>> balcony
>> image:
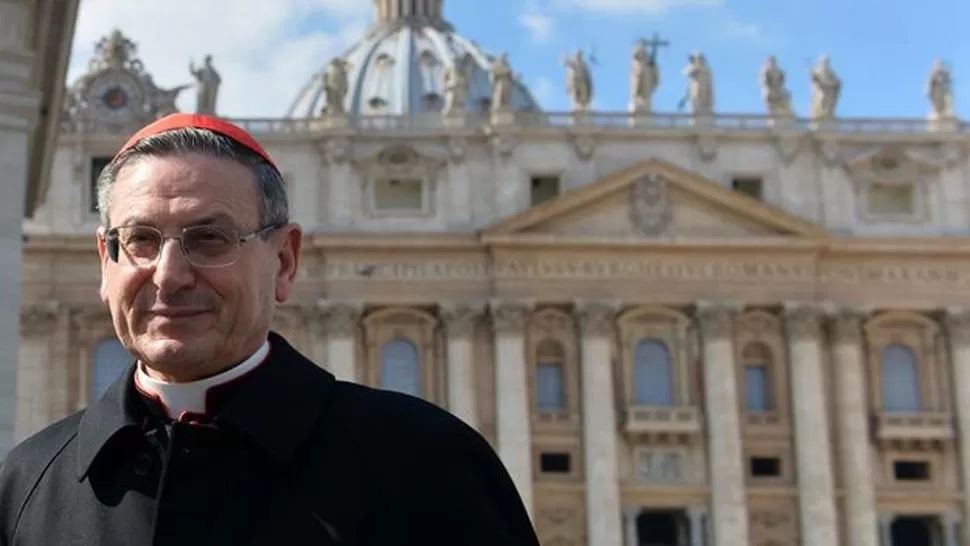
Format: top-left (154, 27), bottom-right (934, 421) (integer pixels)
top-left (623, 405), bottom-right (703, 443)
top-left (872, 411), bottom-right (954, 449)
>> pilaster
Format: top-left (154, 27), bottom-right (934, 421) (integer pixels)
top-left (945, 308), bottom-right (970, 546)
top-left (317, 300), bottom-right (363, 382)
top-left (490, 299), bottom-right (534, 518)
top-left (783, 301), bottom-right (840, 546)
top-left (575, 299), bottom-right (622, 546)
top-left (440, 301), bottom-right (484, 429)
top-left (695, 300), bottom-right (748, 546)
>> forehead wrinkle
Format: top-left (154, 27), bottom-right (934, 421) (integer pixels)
top-left (109, 155), bottom-right (260, 228)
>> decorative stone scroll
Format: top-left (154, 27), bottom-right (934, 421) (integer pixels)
top-left (315, 300), bottom-right (363, 337)
top-left (945, 307), bottom-right (970, 345)
top-left (439, 301), bottom-right (485, 338)
top-left (490, 299), bottom-right (534, 334)
top-left (783, 301), bottom-right (829, 341)
top-left (695, 300), bottom-right (741, 339)
top-left (20, 300), bottom-right (61, 337)
top-left (574, 299), bottom-right (617, 336)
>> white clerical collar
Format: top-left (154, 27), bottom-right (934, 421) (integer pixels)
top-left (134, 340), bottom-right (270, 421)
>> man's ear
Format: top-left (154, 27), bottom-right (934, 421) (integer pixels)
top-left (274, 223), bottom-right (303, 304)
top-left (96, 227), bottom-right (111, 306)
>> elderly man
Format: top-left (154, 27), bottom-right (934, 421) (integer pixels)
top-left (0, 114), bottom-right (539, 546)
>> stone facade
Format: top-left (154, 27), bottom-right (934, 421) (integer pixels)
top-left (13, 12), bottom-right (970, 546)
top-left (0, 0), bottom-right (80, 458)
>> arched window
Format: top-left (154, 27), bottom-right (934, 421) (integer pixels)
top-left (881, 343), bottom-right (920, 412)
top-left (633, 338), bottom-right (673, 406)
top-left (742, 343), bottom-right (773, 412)
top-left (92, 338), bottom-right (131, 399)
top-left (380, 338), bottom-right (421, 397)
top-left (535, 340), bottom-right (566, 412)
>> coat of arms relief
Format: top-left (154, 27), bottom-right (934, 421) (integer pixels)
top-left (630, 173), bottom-right (672, 235)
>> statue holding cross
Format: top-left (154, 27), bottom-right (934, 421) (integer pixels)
top-left (631, 33), bottom-right (669, 114)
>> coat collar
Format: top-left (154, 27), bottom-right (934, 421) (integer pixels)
top-left (76, 332), bottom-right (335, 480)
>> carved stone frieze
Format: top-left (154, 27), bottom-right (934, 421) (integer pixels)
top-left (20, 300), bottom-right (61, 337)
top-left (574, 299), bottom-right (617, 336)
top-left (439, 301), bottom-right (484, 338)
top-left (783, 301), bottom-right (829, 341)
top-left (695, 300), bottom-right (741, 339)
top-left (490, 299), bottom-right (534, 334)
top-left (945, 307), bottom-right (970, 345)
top-left (316, 300), bottom-right (363, 336)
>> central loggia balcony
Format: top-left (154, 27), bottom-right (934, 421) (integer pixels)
top-left (623, 405), bottom-right (703, 443)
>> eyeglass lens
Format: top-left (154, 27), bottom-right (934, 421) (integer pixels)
top-left (113, 225), bottom-right (241, 267)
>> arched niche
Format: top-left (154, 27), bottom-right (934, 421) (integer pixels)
top-left (526, 308), bottom-right (579, 430)
top-left (616, 306), bottom-right (694, 408)
top-left (864, 311), bottom-right (944, 413)
top-left (362, 307), bottom-right (440, 403)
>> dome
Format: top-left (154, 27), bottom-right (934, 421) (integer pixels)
top-left (286, 0), bottom-right (541, 119)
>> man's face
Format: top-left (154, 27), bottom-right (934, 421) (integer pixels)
top-left (97, 153), bottom-right (302, 382)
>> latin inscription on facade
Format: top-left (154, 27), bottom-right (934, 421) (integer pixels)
top-left (321, 258), bottom-right (970, 288)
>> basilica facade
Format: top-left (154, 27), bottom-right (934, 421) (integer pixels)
top-left (13, 2), bottom-right (970, 546)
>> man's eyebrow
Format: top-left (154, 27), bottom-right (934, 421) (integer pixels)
top-left (113, 212), bottom-right (238, 228)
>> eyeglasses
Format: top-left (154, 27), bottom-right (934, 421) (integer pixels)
top-left (104, 224), bottom-right (280, 268)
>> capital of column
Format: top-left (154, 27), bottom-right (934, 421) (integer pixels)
top-left (695, 300), bottom-right (742, 339)
top-left (490, 299), bottom-right (534, 335)
top-left (440, 301), bottom-right (485, 338)
top-left (944, 307), bottom-right (970, 345)
top-left (783, 301), bottom-right (830, 341)
top-left (20, 300), bottom-right (61, 337)
top-left (315, 299), bottom-right (364, 337)
top-left (829, 306), bottom-right (871, 345)
top-left (271, 305), bottom-right (309, 331)
top-left (574, 299), bottom-right (619, 336)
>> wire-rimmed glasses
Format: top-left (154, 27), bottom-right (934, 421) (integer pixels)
top-left (104, 224), bottom-right (280, 268)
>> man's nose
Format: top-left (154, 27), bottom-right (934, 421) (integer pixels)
top-left (152, 238), bottom-right (195, 291)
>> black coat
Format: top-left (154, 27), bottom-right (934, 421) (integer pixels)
top-left (0, 332), bottom-right (539, 546)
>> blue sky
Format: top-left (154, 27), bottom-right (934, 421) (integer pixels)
top-left (68, 0), bottom-right (969, 119)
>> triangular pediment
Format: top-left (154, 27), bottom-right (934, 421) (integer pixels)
top-left (483, 158), bottom-right (828, 240)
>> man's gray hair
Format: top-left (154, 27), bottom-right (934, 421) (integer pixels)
top-left (95, 127), bottom-right (289, 228)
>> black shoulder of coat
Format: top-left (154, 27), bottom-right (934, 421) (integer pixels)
top-left (0, 412), bottom-right (83, 532)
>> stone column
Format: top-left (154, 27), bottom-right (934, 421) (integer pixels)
top-left (946, 308), bottom-right (970, 545)
top-left (0, 0), bottom-right (40, 458)
top-left (14, 301), bottom-right (60, 442)
top-left (784, 302), bottom-right (840, 546)
top-left (623, 508), bottom-right (640, 546)
top-left (318, 300), bottom-right (363, 382)
top-left (943, 512), bottom-right (959, 546)
top-left (877, 513), bottom-right (893, 546)
top-left (490, 299), bottom-right (534, 517)
top-left (687, 506), bottom-right (708, 546)
top-left (440, 301), bottom-right (484, 429)
top-left (696, 301), bottom-right (748, 546)
top-left (575, 300), bottom-right (622, 546)
top-left (831, 308), bottom-right (879, 546)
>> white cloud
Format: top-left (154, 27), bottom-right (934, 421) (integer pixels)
top-left (559, 0), bottom-right (720, 15)
top-left (67, 0), bottom-right (371, 118)
top-left (518, 9), bottom-right (555, 44)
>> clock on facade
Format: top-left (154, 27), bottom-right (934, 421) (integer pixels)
top-left (85, 71), bottom-right (145, 123)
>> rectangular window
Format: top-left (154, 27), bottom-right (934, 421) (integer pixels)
top-left (893, 460), bottom-right (931, 481)
top-left (867, 183), bottom-right (915, 216)
top-left (750, 456), bottom-right (782, 478)
top-left (743, 365), bottom-right (770, 412)
top-left (539, 452), bottom-right (571, 474)
top-left (530, 175), bottom-right (561, 207)
top-left (536, 361), bottom-right (565, 411)
top-left (731, 177), bottom-right (763, 200)
top-left (372, 178), bottom-right (424, 212)
top-left (89, 157), bottom-right (112, 214)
